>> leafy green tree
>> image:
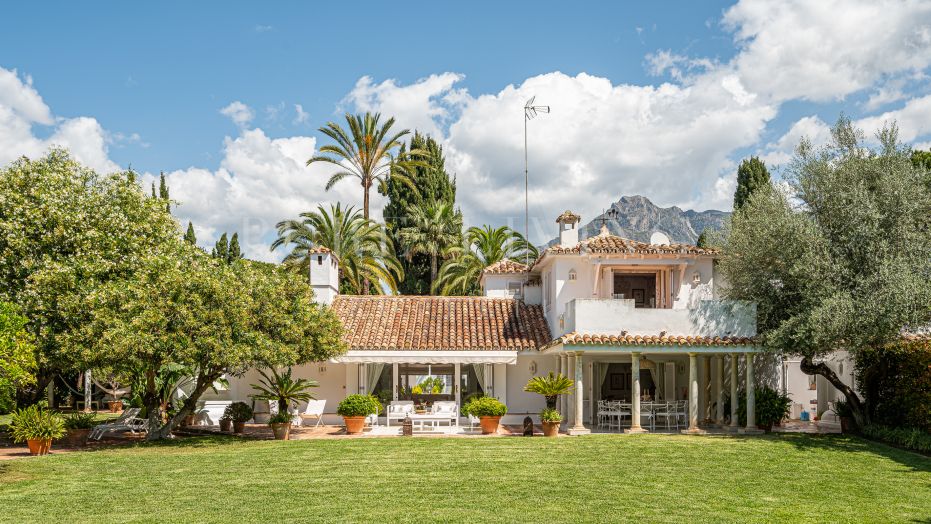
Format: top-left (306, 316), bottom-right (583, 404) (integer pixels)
top-left (434, 225), bottom-right (536, 295)
top-left (0, 150), bottom-right (179, 405)
top-left (398, 201), bottom-right (462, 288)
top-left (383, 132), bottom-right (462, 294)
top-left (184, 222), bottom-right (197, 245)
top-left (718, 118), bottom-right (931, 425)
top-left (696, 230), bottom-right (710, 248)
top-left (272, 203), bottom-right (403, 294)
top-left (70, 243), bottom-right (346, 439)
top-left (0, 303), bottom-right (36, 412)
top-left (158, 172), bottom-right (170, 213)
top-left (213, 233), bottom-right (229, 261)
top-left (733, 156), bottom-right (771, 211)
top-left (228, 232), bottom-right (242, 262)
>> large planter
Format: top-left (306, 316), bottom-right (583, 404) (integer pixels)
top-left (479, 416), bottom-right (501, 435)
top-left (270, 422), bottom-right (291, 440)
top-left (219, 419), bottom-right (233, 432)
top-left (233, 421), bottom-right (246, 434)
top-left (541, 421), bottom-right (560, 437)
top-left (61, 428), bottom-right (91, 447)
top-left (107, 401), bottom-right (123, 413)
top-left (343, 416), bottom-right (366, 435)
top-left (27, 438), bottom-right (53, 456)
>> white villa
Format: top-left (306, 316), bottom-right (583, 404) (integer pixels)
top-left (211, 210), bottom-right (777, 434)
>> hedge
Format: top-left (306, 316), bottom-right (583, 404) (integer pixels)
top-left (861, 424), bottom-right (931, 455)
top-left (855, 339), bottom-right (931, 432)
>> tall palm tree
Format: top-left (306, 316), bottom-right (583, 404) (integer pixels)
top-left (398, 201), bottom-right (462, 287)
top-left (271, 203), bottom-right (403, 294)
top-left (433, 225), bottom-right (537, 295)
top-left (307, 112), bottom-right (422, 221)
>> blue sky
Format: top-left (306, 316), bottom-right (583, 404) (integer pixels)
top-left (2, 1), bottom-right (931, 257)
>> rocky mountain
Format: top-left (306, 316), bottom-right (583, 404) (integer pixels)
top-left (549, 195), bottom-right (730, 246)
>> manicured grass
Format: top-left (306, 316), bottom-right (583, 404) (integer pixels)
top-left (0, 433), bottom-right (929, 523)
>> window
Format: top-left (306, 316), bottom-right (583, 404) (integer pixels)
top-left (507, 281), bottom-right (523, 299)
top-left (544, 271), bottom-right (553, 310)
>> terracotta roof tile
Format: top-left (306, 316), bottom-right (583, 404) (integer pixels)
top-left (482, 259), bottom-right (529, 275)
top-left (556, 210), bottom-right (581, 223)
top-left (331, 296), bottom-right (551, 351)
top-left (547, 332), bottom-right (755, 349)
top-left (534, 233), bottom-right (715, 269)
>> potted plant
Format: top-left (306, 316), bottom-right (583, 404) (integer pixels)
top-left (754, 387), bottom-right (792, 432)
top-left (540, 408), bottom-right (562, 437)
top-left (250, 367), bottom-right (318, 426)
top-left (219, 415), bottom-right (233, 432)
top-left (337, 394), bottom-right (380, 435)
top-left (268, 411), bottom-right (293, 440)
top-left (464, 396), bottom-right (507, 435)
top-left (524, 372), bottom-right (574, 410)
top-left (833, 398), bottom-right (855, 433)
top-left (10, 405), bottom-right (66, 456)
top-left (225, 402), bottom-right (253, 434)
top-left (61, 411), bottom-right (97, 447)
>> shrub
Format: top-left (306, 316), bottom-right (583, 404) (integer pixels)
top-left (524, 372), bottom-right (573, 410)
top-left (862, 424), bottom-right (931, 454)
top-left (63, 412), bottom-right (98, 430)
top-left (856, 339), bottom-right (931, 432)
top-left (755, 387), bottom-right (792, 427)
top-left (9, 405), bottom-right (66, 442)
top-left (337, 394), bottom-right (381, 417)
top-left (268, 411), bottom-right (293, 425)
top-left (464, 396), bottom-right (507, 417)
top-left (224, 402), bottom-right (253, 423)
top-left (540, 407), bottom-right (562, 423)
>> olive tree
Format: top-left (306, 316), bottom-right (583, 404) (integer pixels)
top-left (719, 118), bottom-right (931, 425)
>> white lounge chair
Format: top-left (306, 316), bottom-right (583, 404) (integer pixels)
top-left (299, 399), bottom-right (326, 428)
top-left (431, 401), bottom-right (459, 427)
top-left (89, 408), bottom-right (148, 440)
top-left (385, 401), bottom-right (414, 427)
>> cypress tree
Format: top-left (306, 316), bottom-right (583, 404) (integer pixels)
top-left (696, 230), bottom-right (709, 248)
top-left (228, 233), bottom-right (242, 263)
top-left (158, 172), bottom-right (170, 213)
top-left (184, 222), bottom-right (197, 245)
top-left (214, 233), bottom-right (229, 262)
top-left (383, 132), bottom-right (462, 294)
top-left (733, 156), bottom-right (771, 210)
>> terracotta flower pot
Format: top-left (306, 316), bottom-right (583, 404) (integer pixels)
top-left (343, 416), bottom-right (366, 435)
top-left (27, 438), bottom-right (52, 456)
top-left (270, 422), bottom-right (291, 440)
top-left (108, 401), bottom-right (123, 413)
top-left (541, 421), bottom-right (560, 437)
top-left (479, 416), bottom-right (501, 435)
top-left (183, 414), bottom-right (196, 427)
top-left (233, 421), bottom-right (246, 434)
top-left (219, 419), bottom-right (233, 432)
top-left (62, 428), bottom-right (91, 447)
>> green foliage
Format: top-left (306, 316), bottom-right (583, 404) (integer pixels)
top-left (158, 172), bottom-right (170, 213)
top-left (228, 233), bottom-right (242, 262)
top-left (463, 396), bottom-right (507, 417)
top-left (856, 339), bottom-right (931, 431)
top-left (272, 203), bottom-right (403, 294)
top-left (383, 132), bottom-right (463, 294)
top-left (540, 407), bottom-right (562, 423)
top-left (184, 221), bottom-right (197, 245)
top-left (733, 156), bottom-right (771, 210)
top-left (9, 405), bottom-right (65, 442)
top-left (213, 232), bottom-right (229, 261)
top-left (0, 302), bottom-right (36, 407)
top-left (250, 367), bottom-right (318, 414)
top-left (695, 230), bottom-right (710, 248)
top-left (524, 372), bottom-right (573, 410)
top-left (63, 411), bottom-right (98, 430)
top-left (0, 150), bottom-right (181, 402)
top-left (416, 376), bottom-right (445, 394)
top-left (755, 387), bottom-right (792, 428)
top-left (719, 118), bottom-right (931, 422)
top-left (862, 424), bottom-right (931, 454)
top-left (224, 401), bottom-right (254, 423)
top-left (337, 394), bottom-right (381, 417)
top-left (398, 200), bottom-right (462, 290)
top-left (268, 411), bottom-right (293, 425)
top-left (434, 225), bottom-right (536, 295)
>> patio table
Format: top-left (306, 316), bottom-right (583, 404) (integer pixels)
top-left (407, 413), bottom-right (454, 431)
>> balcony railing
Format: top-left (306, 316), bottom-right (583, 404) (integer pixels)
top-left (561, 298), bottom-right (756, 338)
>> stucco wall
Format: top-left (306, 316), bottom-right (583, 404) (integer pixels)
top-left (564, 298), bottom-right (756, 337)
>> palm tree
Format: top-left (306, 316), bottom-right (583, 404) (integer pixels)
top-left (398, 201), bottom-right (462, 288)
top-left (249, 367), bottom-right (317, 414)
top-left (433, 225), bottom-right (537, 295)
top-left (271, 203), bottom-right (403, 294)
top-left (307, 112), bottom-right (422, 221)
top-left (524, 372), bottom-right (574, 410)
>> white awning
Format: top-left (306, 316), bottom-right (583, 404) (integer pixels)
top-left (330, 350), bottom-right (518, 365)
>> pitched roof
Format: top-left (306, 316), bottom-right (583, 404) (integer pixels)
top-left (547, 332), bottom-right (755, 349)
top-left (331, 296), bottom-right (551, 351)
top-left (535, 232), bottom-right (715, 268)
top-left (482, 259), bottom-right (529, 275)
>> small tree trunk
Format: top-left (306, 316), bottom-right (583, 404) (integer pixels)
top-left (16, 370), bottom-right (54, 407)
top-left (430, 254), bottom-right (438, 289)
top-left (800, 356), bottom-right (870, 426)
top-left (147, 372), bottom-right (220, 441)
top-left (362, 181), bottom-right (371, 295)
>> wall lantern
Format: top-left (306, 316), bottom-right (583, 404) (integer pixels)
top-left (529, 360), bottom-right (537, 375)
top-left (568, 269), bottom-right (577, 281)
top-left (692, 271), bottom-right (701, 285)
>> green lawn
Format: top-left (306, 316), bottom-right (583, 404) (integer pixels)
top-left (0, 433), bottom-right (928, 523)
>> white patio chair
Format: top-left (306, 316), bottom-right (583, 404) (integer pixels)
top-left (597, 400), bottom-right (610, 429)
top-left (431, 401), bottom-right (459, 427)
top-left (608, 401), bottom-right (630, 431)
top-left (299, 399), bottom-right (326, 428)
top-left (653, 402), bottom-right (672, 431)
top-left (385, 401), bottom-right (414, 427)
top-left (89, 408), bottom-right (146, 440)
top-left (640, 401), bottom-right (656, 431)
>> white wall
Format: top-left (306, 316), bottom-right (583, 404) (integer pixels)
top-left (564, 298), bottom-right (756, 338)
top-left (483, 273), bottom-right (529, 298)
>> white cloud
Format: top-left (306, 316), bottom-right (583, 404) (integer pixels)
top-left (856, 94), bottom-right (931, 142)
top-left (220, 101), bottom-right (255, 128)
top-left (758, 115), bottom-right (833, 167)
top-left (293, 104), bottom-right (310, 125)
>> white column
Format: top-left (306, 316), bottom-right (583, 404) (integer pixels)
top-left (628, 352), bottom-right (646, 433)
top-left (392, 363), bottom-right (399, 401)
top-left (566, 355), bottom-right (575, 423)
top-left (568, 353), bottom-right (590, 435)
top-left (729, 353), bottom-right (739, 430)
top-left (682, 352), bottom-right (705, 434)
top-left (714, 355), bottom-right (724, 425)
top-left (454, 363), bottom-right (461, 410)
top-left (740, 352), bottom-right (764, 434)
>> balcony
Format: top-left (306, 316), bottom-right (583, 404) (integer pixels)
top-left (561, 298), bottom-right (756, 338)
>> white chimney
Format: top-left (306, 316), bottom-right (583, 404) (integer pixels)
top-left (556, 210), bottom-right (581, 247)
top-left (308, 250), bottom-right (339, 305)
